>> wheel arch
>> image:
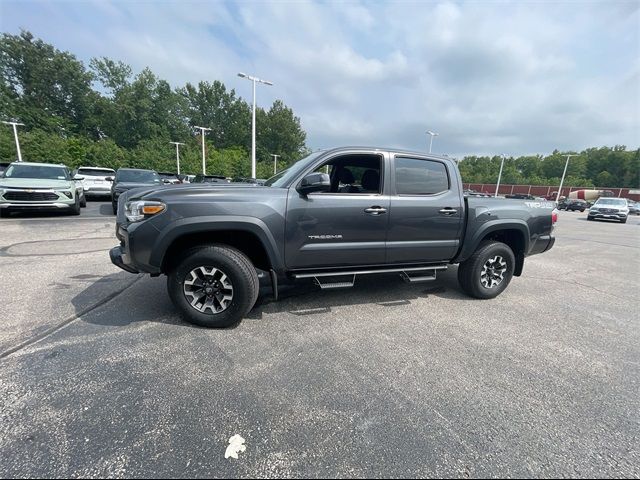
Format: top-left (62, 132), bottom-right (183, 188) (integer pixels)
top-left (153, 217), bottom-right (284, 275)
top-left (456, 221), bottom-right (529, 276)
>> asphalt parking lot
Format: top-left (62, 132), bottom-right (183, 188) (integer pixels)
top-left (0, 203), bottom-right (638, 478)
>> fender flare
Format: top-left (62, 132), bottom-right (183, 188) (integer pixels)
top-left (454, 219), bottom-right (530, 264)
top-left (149, 215), bottom-right (284, 273)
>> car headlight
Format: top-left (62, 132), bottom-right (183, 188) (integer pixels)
top-left (590, 209), bottom-right (598, 213)
top-left (61, 191), bottom-right (73, 199)
top-left (125, 200), bottom-right (166, 222)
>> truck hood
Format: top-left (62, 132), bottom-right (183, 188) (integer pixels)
top-left (0, 178), bottom-right (74, 189)
top-left (127, 183), bottom-right (264, 202)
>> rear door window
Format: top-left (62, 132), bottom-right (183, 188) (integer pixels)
top-left (395, 158), bottom-right (449, 195)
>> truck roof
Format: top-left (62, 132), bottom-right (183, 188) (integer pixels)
top-left (315, 146), bottom-right (452, 161)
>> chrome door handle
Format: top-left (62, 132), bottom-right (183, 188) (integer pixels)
top-left (439, 208), bottom-right (457, 216)
top-left (364, 206), bottom-right (387, 215)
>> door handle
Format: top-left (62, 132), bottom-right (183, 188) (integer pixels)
top-left (364, 206), bottom-right (387, 215)
top-left (439, 208), bottom-right (458, 216)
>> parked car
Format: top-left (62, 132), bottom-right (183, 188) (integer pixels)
top-left (587, 198), bottom-right (630, 223)
top-left (111, 146), bottom-right (557, 328)
top-left (191, 174), bottom-right (230, 184)
top-left (74, 166), bottom-right (115, 198)
top-left (558, 199), bottom-right (588, 212)
top-left (0, 161), bottom-right (85, 217)
top-left (110, 168), bottom-right (162, 214)
top-left (625, 200), bottom-right (640, 215)
top-left (158, 172), bottom-right (182, 184)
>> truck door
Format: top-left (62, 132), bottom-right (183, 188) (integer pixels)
top-left (386, 156), bottom-right (463, 263)
top-left (285, 152), bottom-right (390, 269)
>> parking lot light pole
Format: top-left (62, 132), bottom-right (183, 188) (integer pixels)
top-left (170, 142), bottom-right (185, 175)
top-left (2, 121), bottom-right (25, 162)
top-left (238, 73), bottom-right (273, 179)
top-left (495, 155), bottom-right (506, 197)
top-left (426, 130), bottom-right (439, 153)
top-left (556, 154), bottom-right (578, 202)
top-left (194, 126), bottom-right (211, 175)
top-left (271, 154), bottom-right (280, 175)
top-left (427, 130), bottom-right (440, 153)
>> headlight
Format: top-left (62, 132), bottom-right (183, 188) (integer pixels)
top-left (61, 191), bottom-right (73, 199)
top-left (125, 200), bottom-right (166, 222)
top-left (590, 208), bottom-right (599, 213)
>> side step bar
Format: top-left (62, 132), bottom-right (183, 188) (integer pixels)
top-left (292, 265), bottom-right (448, 290)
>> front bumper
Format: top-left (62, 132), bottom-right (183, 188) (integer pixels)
top-left (110, 245), bottom-right (140, 274)
top-left (588, 211), bottom-right (627, 220)
top-left (0, 202), bottom-right (74, 210)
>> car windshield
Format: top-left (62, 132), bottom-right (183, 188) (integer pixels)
top-left (77, 168), bottom-right (114, 177)
top-left (116, 170), bottom-right (161, 183)
top-left (3, 164), bottom-right (69, 180)
top-left (264, 151), bottom-right (325, 187)
top-left (595, 198), bottom-right (627, 206)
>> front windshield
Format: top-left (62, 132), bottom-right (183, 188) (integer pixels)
top-left (4, 164), bottom-right (69, 180)
top-left (116, 170), bottom-right (161, 183)
top-left (595, 198), bottom-right (627, 206)
top-left (264, 151), bottom-right (325, 187)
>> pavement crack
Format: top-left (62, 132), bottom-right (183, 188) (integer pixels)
top-left (0, 274), bottom-right (143, 359)
top-left (522, 275), bottom-right (632, 301)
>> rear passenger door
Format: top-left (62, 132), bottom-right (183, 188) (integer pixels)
top-left (387, 156), bottom-right (463, 263)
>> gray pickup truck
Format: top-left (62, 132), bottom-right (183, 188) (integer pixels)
top-left (110, 147), bottom-right (557, 327)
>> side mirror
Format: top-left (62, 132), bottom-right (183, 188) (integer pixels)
top-left (105, 177), bottom-right (114, 182)
top-left (297, 172), bottom-right (331, 195)
top-left (74, 175), bottom-right (85, 181)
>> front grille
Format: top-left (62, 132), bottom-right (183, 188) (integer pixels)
top-left (4, 191), bottom-right (59, 201)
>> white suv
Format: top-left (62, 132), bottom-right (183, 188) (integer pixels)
top-left (587, 198), bottom-right (630, 224)
top-left (74, 167), bottom-right (116, 198)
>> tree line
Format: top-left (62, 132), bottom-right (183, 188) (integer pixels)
top-left (0, 30), bottom-right (308, 178)
top-left (458, 147), bottom-right (639, 188)
top-left (1, 30), bottom-right (638, 187)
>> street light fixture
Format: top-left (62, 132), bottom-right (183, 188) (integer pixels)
top-left (238, 72), bottom-right (273, 179)
top-left (194, 126), bottom-right (211, 174)
top-left (495, 154), bottom-right (506, 197)
top-left (170, 142), bottom-right (185, 175)
top-left (270, 154), bottom-right (280, 175)
top-left (2, 120), bottom-right (25, 162)
top-left (426, 130), bottom-right (439, 154)
top-left (556, 154), bottom-right (578, 202)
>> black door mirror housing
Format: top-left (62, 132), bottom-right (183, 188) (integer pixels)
top-left (297, 172), bottom-right (331, 195)
top-left (105, 176), bottom-right (114, 182)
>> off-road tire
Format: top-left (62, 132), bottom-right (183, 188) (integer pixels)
top-left (458, 241), bottom-right (515, 299)
top-left (167, 245), bottom-right (259, 328)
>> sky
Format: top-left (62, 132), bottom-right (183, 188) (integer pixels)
top-left (1, 0), bottom-right (639, 157)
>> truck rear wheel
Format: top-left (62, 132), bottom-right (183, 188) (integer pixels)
top-left (458, 241), bottom-right (515, 299)
top-left (167, 245), bottom-right (259, 328)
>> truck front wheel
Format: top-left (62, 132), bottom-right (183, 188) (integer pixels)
top-left (167, 245), bottom-right (259, 328)
top-left (458, 241), bottom-right (515, 299)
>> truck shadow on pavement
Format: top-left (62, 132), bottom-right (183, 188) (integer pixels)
top-left (75, 268), bottom-right (468, 329)
top-left (246, 268), bottom-right (467, 322)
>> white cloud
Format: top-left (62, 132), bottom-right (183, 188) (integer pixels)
top-left (1, 0), bottom-right (638, 156)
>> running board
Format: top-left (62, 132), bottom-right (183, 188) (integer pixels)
top-left (293, 265), bottom-right (448, 289)
top-left (400, 271), bottom-right (437, 283)
top-left (314, 275), bottom-right (356, 290)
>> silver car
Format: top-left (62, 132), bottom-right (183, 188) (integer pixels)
top-left (587, 198), bottom-right (630, 223)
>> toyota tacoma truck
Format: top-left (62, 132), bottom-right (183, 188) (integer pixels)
top-left (110, 147), bottom-right (557, 328)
